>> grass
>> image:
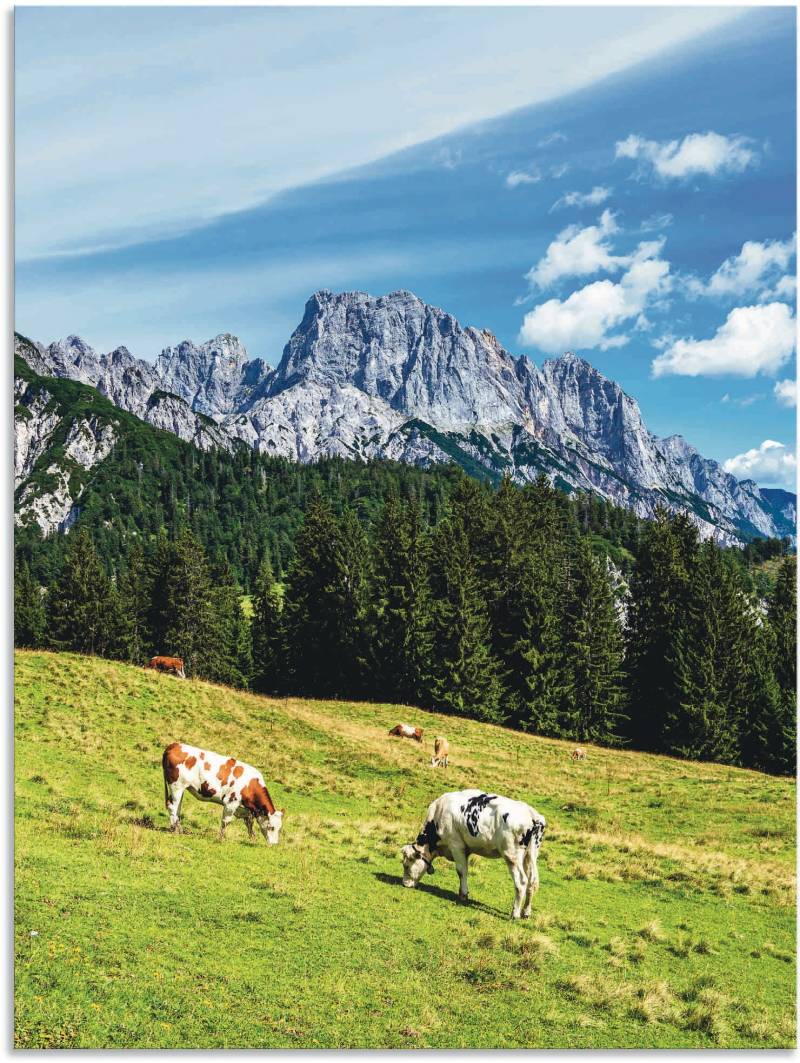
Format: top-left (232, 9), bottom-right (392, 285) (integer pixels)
top-left (14, 650), bottom-right (796, 1048)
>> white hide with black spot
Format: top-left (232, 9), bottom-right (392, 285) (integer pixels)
top-left (401, 789), bottom-right (545, 919)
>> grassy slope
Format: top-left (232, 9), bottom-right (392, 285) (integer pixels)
top-left (15, 651), bottom-right (796, 1048)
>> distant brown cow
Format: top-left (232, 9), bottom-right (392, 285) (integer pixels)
top-left (571, 747), bottom-right (587, 761)
top-left (149, 656), bottom-right (186, 679)
top-left (389, 723), bottom-right (423, 742)
top-left (431, 736), bottom-right (449, 767)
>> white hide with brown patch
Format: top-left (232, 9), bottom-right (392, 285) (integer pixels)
top-left (162, 742), bottom-right (284, 843)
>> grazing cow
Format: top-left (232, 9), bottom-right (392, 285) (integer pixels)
top-left (389, 723), bottom-right (423, 742)
top-left (162, 742), bottom-right (284, 844)
top-left (431, 736), bottom-right (449, 767)
top-left (149, 656), bottom-right (186, 679)
top-left (400, 789), bottom-right (545, 919)
top-left (571, 747), bottom-right (587, 761)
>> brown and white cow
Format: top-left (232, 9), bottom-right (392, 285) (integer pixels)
top-left (162, 742), bottom-right (284, 843)
top-left (431, 736), bottom-right (449, 767)
top-left (149, 656), bottom-right (186, 679)
top-left (571, 747), bottom-right (587, 761)
top-left (389, 723), bottom-right (423, 742)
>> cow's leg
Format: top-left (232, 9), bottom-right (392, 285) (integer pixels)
top-left (505, 854), bottom-right (529, 920)
top-left (452, 846), bottom-right (470, 904)
top-left (244, 813), bottom-right (256, 840)
top-left (165, 783), bottom-right (186, 833)
top-left (219, 800), bottom-right (238, 841)
top-left (522, 845), bottom-right (540, 919)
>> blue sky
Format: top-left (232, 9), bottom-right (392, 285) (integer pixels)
top-left (15, 6), bottom-right (797, 488)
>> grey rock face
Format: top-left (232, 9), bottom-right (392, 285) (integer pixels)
top-left (14, 413), bottom-right (117, 535)
top-left (14, 289), bottom-right (795, 543)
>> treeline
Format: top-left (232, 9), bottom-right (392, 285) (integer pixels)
top-left (15, 473), bottom-right (795, 774)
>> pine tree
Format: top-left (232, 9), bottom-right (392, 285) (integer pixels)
top-left (159, 530), bottom-right (217, 678)
top-left (14, 559), bottom-right (46, 648)
top-left (47, 529), bottom-right (119, 656)
top-left (625, 510), bottom-right (698, 751)
top-left (666, 544), bottom-right (740, 763)
top-left (370, 494), bottom-right (433, 705)
top-left (768, 555), bottom-right (797, 698)
top-left (116, 543), bottom-right (152, 663)
top-left (281, 498), bottom-right (370, 698)
top-left (251, 557), bottom-right (286, 694)
top-left (427, 518), bottom-right (505, 722)
top-left (560, 540), bottom-right (626, 744)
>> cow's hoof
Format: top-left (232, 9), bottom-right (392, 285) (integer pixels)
top-left (521, 911), bottom-right (532, 920)
top-left (457, 895), bottom-right (469, 905)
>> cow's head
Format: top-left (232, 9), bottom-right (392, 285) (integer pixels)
top-left (258, 809), bottom-right (285, 845)
top-left (400, 844), bottom-right (434, 887)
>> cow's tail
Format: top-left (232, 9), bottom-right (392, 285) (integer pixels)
top-left (525, 815), bottom-right (545, 893)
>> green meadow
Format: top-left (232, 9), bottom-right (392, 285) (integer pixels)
top-left (15, 650), bottom-right (796, 1048)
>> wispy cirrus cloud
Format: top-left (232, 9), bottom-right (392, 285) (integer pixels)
top-left (550, 185), bottom-right (612, 212)
top-left (615, 131), bottom-right (758, 179)
top-left (538, 131), bottom-right (567, 147)
top-left (723, 439), bottom-right (796, 489)
top-left (505, 167), bottom-right (542, 188)
top-left (652, 302), bottom-right (796, 378)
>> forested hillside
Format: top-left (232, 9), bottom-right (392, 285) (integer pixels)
top-left (15, 462), bottom-right (796, 773)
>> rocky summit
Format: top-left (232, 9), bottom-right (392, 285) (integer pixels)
top-left (14, 290), bottom-right (796, 544)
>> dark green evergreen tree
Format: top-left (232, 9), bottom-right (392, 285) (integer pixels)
top-left (625, 510), bottom-right (698, 751)
top-left (281, 498), bottom-right (370, 697)
top-left (370, 493), bottom-right (433, 705)
top-left (47, 529), bottom-right (119, 656)
top-left (560, 539), bottom-right (626, 744)
top-left (251, 557), bottom-right (286, 694)
top-left (14, 560), bottom-right (46, 648)
top-left (116, 543), bottom-right (152, 663)
top-left (427, 518), bottom-right (505, 722)
top-left (159, 530), bottom-right (217, 678)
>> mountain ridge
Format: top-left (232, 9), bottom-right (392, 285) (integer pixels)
top-left (14, 290), bottom-right (795, 544)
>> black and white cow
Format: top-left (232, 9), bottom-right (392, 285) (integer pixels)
top-left (401, 789), bottom-right (546, 919)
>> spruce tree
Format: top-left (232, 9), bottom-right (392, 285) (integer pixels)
top-left (427, 518), bottom-right (505, 722)
top-left (667, 544), bottom-right (739, 763)
top-left (370, 494), bottom-right (433, 705)
top-left (116, 543), bottom-right (152, 664)
top-left (625, 510), bottom-right (698, 751)
top-left (251, 557), bottom-right (286, 694)
top-left (14, 560), bottom-right (46, 648)
top-left (560, 540), bottom-right (626, 744)
top-left (160, 530), bottom-right (217, 678)
top-left (281, 498), bottom-right (370, 698)
top-left (47, 529), bottom-right (119, 656)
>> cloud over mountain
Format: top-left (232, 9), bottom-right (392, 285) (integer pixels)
top-left (652, 302), bottom-right (796, 378)
top-left (723, 438), bottom-right (796, 490)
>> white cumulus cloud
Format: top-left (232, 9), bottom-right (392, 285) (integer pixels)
top-left (506, 168), bottom-right (542, 188)
top-left (550, 185), bottom-right (612, 212)
top-left (723, 439), bottom-right (796, 489)
top-left (774, 378), bottom-right (797, 407)
top-left (526, 209), bottom-right (623, 288)
top-left (519, 241), bottom-right (671, 353)
top-left (615, 131), bottom-right (757, 179)
top-left (689, 236), bottom-right (795, 298)
top-left (651, 303), bottom-right (796, 378)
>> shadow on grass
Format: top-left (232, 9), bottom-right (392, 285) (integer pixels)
top-left (373, 871), bottom-right (509, 920)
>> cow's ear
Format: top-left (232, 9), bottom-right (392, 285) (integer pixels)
top-left (281, 808), bottom-right (286, 815)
